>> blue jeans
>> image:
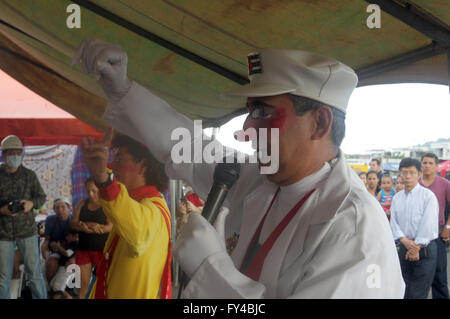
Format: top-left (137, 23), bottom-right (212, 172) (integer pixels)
top-left (0, 235), bottom-right (47, 299)
top-left (399, 240), bottom-right (438, 299)
top-left (431, 237), bottom-right (449, 299)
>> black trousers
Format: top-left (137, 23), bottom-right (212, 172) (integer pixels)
top-left (399, 240), bottom-right (438, 299)
top-left (431, 237), bottom-right (449, 299)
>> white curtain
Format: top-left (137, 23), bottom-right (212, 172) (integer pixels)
top-left (22, 145), bottom-right (77, 214)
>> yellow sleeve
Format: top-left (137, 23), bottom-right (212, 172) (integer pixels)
top-left (99, 183), bottom-right (170, 256)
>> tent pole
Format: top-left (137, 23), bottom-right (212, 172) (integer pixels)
top-left (356, 42), bottom-right (448, 80)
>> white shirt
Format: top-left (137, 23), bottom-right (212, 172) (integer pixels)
top-left (260, 161), bottom-right (332, 243)
top-left (390, 183), bottom-right (439, 246)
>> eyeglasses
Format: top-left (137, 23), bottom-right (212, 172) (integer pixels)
top-left (246, 101), bottom-right (277, 120)
top-left (400, 170), bottom-right (419, 177)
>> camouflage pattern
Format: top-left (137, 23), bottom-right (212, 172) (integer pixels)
top-left (0, 164), bottom-right (46, 240)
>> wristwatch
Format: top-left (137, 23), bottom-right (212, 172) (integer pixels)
top-left (95, 172), bottom-right (115, 188)
top-left (445, 224), bottom-right (450, 230)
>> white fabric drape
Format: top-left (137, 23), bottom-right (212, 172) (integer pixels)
top-left (22, 145), bottom-right (77, 214)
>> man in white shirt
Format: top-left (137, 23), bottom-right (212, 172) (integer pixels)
top-left (391, 158), bottom-right (439, 299)
top-left (72, 40), bottom-right (405, 298)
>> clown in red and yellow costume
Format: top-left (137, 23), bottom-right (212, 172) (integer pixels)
top-left (81, 130), bottom-right (172, 299)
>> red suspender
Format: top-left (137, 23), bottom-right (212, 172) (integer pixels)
top-left (153, 201), bottom-right (173, 299)
top-left (243, 189), bottom-right (316, 281)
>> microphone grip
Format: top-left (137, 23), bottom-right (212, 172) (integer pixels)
top-left (177, 186), bottom-right (227, 298)
top-left (202, 185), bottom-right (229, 223)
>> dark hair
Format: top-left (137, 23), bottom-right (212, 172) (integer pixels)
top-left (381, 174), bottom-right (392, 182)
top-left (288, 94), bottom-right (346, 148)
top-left (358, 172), bottom-right (367, 177)
top-left (367, 170), bottom-right (379, 178)
top-left (112, 134), bottom-right (169, 193)
top-left (421, 152), bottom-right (439, 164)
top-left (399, 158), bottom-right (421, 172)
top-left (371, 158), bottom-right (381, 165)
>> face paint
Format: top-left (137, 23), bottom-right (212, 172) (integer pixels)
top-left (113, 162), bottom-right (140, 174)
top-left (269, 108), bottom-right (286, 130)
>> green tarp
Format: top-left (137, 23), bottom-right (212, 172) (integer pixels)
top-left (0, 0), bottom-right (448, 131)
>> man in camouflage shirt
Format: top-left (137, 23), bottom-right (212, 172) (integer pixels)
top-left (0, 135), bottom-right (47, 299)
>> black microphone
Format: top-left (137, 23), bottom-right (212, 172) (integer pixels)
top-left (202, 161), bottom-right (241, 224)
top-left (177, 161), bottom-right (240, 298)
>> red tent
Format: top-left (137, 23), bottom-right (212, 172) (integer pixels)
top-left (438, 160), bottom-right (450, 178)
top-left (0, 70), bottom-right (102, 145)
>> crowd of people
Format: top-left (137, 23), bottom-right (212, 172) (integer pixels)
top-left (0, 132), bottom-right (172, 299)
top-left (0, 134), bottom-right (111, 299)
top-left (356, 155), bottom-right (450, 298)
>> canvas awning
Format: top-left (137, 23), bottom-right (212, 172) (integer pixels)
top-left (0, 0), bottom-right (448, 131)
top-left (0, 69), bottom-right (102, 145)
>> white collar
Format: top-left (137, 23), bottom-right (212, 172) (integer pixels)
top-left (278, 161), bottom-right (332, 205)
top-left (404, 183), bottom-right (421, 195)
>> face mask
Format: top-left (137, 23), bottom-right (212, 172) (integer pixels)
top-left (6, 155), bottom-right (22, 169)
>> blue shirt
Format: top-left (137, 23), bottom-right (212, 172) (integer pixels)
top-left (44, 215), bottom-right (72, 243)
top-left (390, 184), bottom-right (439, 246)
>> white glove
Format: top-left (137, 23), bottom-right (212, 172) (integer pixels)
top-left (71, 38), bottom-right (132, 101)
top-left (174, 207), bottom-right (229, 278)
top-left (213, 206), bottom-right (229, 241)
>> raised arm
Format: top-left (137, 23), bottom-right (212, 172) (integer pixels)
top-left (72, 39), bottom-right (257, 204)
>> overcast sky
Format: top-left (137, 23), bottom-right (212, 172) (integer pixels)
top-left (213, 83), bottom-right (450, 155)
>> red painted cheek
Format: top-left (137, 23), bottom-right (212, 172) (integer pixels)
top-left (269, 108), bottom-right (287, 130)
